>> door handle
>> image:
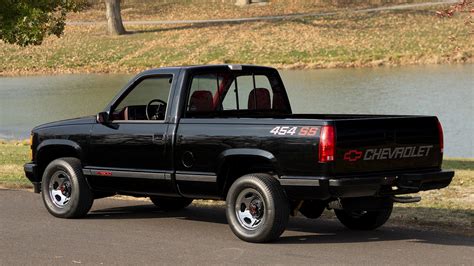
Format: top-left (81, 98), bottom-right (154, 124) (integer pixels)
top-left (153, 134), bottom-right (165, 143)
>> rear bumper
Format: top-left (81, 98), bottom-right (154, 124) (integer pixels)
top-left (280, 169), bottom-right (454, 200)
top-left (24, 162), bottom-right (41, 193)
top-left (329, 170), bottom-right (454, 198)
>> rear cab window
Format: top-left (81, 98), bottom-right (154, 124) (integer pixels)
top-left (184, 68), bottom-right (291, 118)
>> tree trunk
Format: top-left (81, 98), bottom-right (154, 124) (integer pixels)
top-left (236, 0), bottom-right (268, 6)
top-left (105, 0), bottom-right (126, 35)
top-left (235, 0), bottom-right (251, 6)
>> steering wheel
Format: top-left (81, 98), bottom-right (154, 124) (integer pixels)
top-left (146, 99), bottom-right (167, 120)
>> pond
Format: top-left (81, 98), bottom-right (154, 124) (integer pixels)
top-left (0, 64), bottom-right (472, 158)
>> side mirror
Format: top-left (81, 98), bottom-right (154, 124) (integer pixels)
top-left (96, 111), bottom-right (110, 124)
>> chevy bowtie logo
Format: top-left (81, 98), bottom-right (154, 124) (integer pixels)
top-left (344, 150), bottom-right (363, 162)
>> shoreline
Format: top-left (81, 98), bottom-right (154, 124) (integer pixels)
top-left (1, 59), bottom-right (472, 77)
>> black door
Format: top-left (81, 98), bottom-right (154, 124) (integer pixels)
top-left (87, 73), bottom-right (177, 195)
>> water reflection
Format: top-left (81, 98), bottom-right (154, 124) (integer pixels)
top-left (0, 65), bottom-right (472, 157)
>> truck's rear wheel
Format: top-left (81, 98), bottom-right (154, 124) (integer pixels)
top-left (226, 173), bottom-right (289, 243)
top-left (150, 196), bottom-right (193, 211)
top-left (41, 158), bottom-right (93, 218)
top-left (334, 203), bottom-right (393, 230)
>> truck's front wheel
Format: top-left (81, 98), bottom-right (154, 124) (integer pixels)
top-left (334, 203), bottom-right (393, 230)
top-left (41, 158), bottom-right (93, 218)
top-left (226, 173), bottom-right (290, 243)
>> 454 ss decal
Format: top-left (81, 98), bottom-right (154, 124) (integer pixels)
top-left (269, 126), bottom-right (320, 136)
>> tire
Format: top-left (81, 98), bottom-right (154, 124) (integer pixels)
top-left (226, 173), bottom-right (290, 243)
top-left (41, 157), bottom-right (93, 218)
top-left (299, 200), bottom-right (326, 219)
top-left (150, 196), bottom-right (193, 211)
top-left (334, 203), bottom-right (393, 230)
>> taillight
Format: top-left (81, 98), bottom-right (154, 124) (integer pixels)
top-left (319, 125), bottom-right (335, 163)
top-left (437, 119), bottom-right (444, 154)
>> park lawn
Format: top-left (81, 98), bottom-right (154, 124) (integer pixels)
top-left (68, 0), bottom-right (465, 22)
top-left (68, 0), bottom-right (346, 22)
top-left (0, 140), bottom-right (31, 188)
top-left (1, 5), bottom-right (472, 76)
top-left (0, 140), bottom-right (472, 235)
top-left (389, 160), bottom-right (473, 235)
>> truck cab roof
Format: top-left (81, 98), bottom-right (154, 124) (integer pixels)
top-left (138, 64), bottom-right (277, 76)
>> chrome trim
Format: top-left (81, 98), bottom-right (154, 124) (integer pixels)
top-left (110, 120), bottom-right (167, 124)
top-left (86, 168), bottom-right (170, 180)
top-left (48, 170), bottom-right (72, 208)
top-left (175, 174), bottom-right (217, 182)
top-left (279, 177), bottom-right (320, 186)
top-left (235, 188), bottom-right (265, 230)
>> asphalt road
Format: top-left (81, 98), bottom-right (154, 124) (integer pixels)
top-left (1, 189), bottom-right (473, 265)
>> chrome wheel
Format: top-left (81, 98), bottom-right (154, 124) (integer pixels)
top-left (226, 174), bottom-right (290, 242)
top-left (48, 170), bottom-right (72, 208)
top-left (234, 188), bottom-right (265, 230)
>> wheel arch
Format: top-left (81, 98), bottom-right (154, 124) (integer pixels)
top-left (216, 148), bottom-right (281, 197)
top-left (35, 139), bottom-right (83, 182)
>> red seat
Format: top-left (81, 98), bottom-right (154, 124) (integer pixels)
top-left (189, 90), bottom-right (213, 112)
top-left (248, 88), bottom-right (271, 110)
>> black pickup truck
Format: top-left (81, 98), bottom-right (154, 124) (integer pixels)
top-left (24, 65), bottom-right (454, 242)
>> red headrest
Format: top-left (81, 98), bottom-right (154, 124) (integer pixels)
top-left (248, 88), bottom-right (271, 110)
top-left (189, 90), bottom-right (213, 112)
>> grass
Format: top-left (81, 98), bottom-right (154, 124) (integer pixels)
top-left (69, 0), bottom-right (422, 22)
top-left (389, 159), bottom-right (473, 235)
top-left (0, 140), bottom-right (472, 235)
top-left (0, 140), bottom-right (31, 188)
top-left (0, 3), bottom-right (472, 76)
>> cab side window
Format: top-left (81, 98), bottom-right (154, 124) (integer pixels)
top-left (112, 75), bottom-right (172, 121)
top-left (187, 74), bottom-right (221, 113)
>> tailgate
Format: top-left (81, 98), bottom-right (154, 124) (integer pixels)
top-left (333, 116), bottom-right (442, 175)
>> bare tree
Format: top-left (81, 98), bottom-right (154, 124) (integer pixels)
top-left (105, 0), bottom-right (126, 35)
top-left (236, 0), bottom-right (269, 6)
